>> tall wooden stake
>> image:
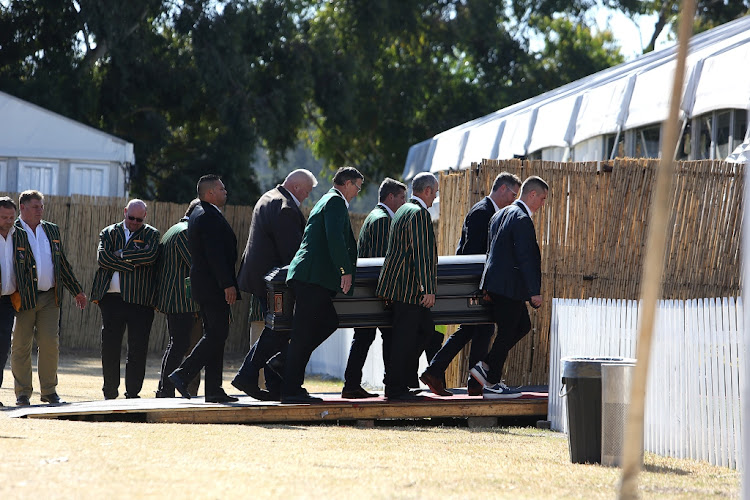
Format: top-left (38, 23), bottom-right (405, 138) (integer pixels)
top-left (618, 1), bottom-right (696, 498)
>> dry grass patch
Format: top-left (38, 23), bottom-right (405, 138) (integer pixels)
top-left (0, 352), bottom-right (740, 499)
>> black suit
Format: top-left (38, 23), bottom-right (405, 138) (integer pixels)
top-left (479, 200), bottom-right (541, 384)
top-left (173, 201), bottom-right (240, 397)
top-left (424, 197), bottom-right (496, 381)
top-left (235, 186), bottom-right (305, 392)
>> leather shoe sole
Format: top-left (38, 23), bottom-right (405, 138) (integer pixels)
top-left (16, 395), bottom-right (31, 406)
top-left (387, 392), bottom-right (428, 402)
top-left (205, 393), bottom-right (239, 403)
top-left (168, 370), bottom-right (192, 399)
top-left (231, 378), bottom-right (278, 401)
top-left (419, 372), bottom-right (452, 396)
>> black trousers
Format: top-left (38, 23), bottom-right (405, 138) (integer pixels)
top-left (425, 323), bottom-right (494, 377)
top-left (282, 281), bottom-right (338, 397)
top-left (343, 326), bottom-right (392, 390)
top-left (0, 295), bottom-right (14, 389)
top-left (98, 293), bottom-right (155, 398)
top-left (175, 300), bottom-right (230, 396)
top-left (236, 295), bottom-right (287, 393)
top-left (157, 312), bottom-right (202, 397)
top-left (387, 300), bottom-right (434, 398)
top-left (485, 293), bottom-right (531, 384)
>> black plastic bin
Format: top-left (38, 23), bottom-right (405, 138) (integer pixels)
top-left (561, 356), bottom-right (635, 464)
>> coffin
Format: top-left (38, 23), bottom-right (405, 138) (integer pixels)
top-left (264, 254), bottom-right (493, 331)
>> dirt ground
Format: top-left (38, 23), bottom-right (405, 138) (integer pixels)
top-left (0, 351), bottom-right (741, 499)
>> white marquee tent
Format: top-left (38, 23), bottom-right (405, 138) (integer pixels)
top-left (0, 90), bottom-right (134, 197)
top-left (403, 15), bottom-right (750, 181)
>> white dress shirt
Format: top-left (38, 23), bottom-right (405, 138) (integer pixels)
top-left (378, 202), bottom-right (395, 218)
top-left (410, 196), bottom-right (427, 210)
top-left (0, 226), bottom-right (16, 296)
top-left (107, 226), bottom-right (132, 293)
top-left (19, 218), bottom-right (55, 292)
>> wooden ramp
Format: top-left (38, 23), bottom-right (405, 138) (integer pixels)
top-left (5, 388), bottom-right (547, 425)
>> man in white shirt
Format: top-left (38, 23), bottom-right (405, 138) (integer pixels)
top-left (11, 190), bottom-right (87, 406)
top-left (0, 197), bottom-right (17, 407)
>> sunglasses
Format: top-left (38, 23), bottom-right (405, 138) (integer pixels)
top-left (127, 216), bottom-right (144, 223)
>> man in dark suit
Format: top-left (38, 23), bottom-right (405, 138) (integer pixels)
top-left (169, 174), bottom-right (241, 403)
top-left (231, 169), bottom-right (317, 401)
top-left (470, 175), bottom-right (548, 399)
top-left (155, 198), bottom-right (202, 398)
top-left (91, 198), bottom-right (159, 400)
top-left (420, 172), bottom-right (521, 397)
top-left (281, 166), bottom-right (363, 404)
top-left (341, 177), bottom-right (406, 399)
top-left (376, 172), bottom-right (439, 401)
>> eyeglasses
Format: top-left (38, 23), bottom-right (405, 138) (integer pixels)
top-left (352, 181), bottom-right (362, 193)
top-left (509, 188), bottom-right (519, 198)
top-left (127, 216), bottom-right (144, 223)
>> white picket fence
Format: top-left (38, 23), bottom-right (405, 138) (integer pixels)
top-left (549, 297), bottom-right (745, 469)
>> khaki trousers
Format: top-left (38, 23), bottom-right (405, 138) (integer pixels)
top-left (11, 290), bottom-right (61, 397)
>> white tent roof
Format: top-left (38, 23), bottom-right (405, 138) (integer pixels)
top-left (404, 15), bottom-right (750, 180)
top-left (0, 91), bottom-right (134, 164)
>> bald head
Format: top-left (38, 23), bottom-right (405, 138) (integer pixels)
top-left (124, 199), bottom-right (147, 232)
top-left (282, 169), bottom-right (318, 204)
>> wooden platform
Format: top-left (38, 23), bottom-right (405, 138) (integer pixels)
top-left (5, 388), bottom-right (547, 425)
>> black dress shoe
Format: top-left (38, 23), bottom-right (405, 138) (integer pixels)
top-left (281, 391), bottom-right (323, 404)
top-left (125, 394), bottom-right (140, 399)
top-left (168, 370), bottom-right (191, 399)
top-left (387, 392), bottom-right (428, 402)
top-left (41, 393), bottom-right (65, 404)
top-left (205, 392), bottom-right (239, 403)
top-left (16, 395), bottom-right (31, 406)
top-left (231, 377), bottom-right (277, 401)
top-left (467, 376), bottom-right (483, 396)
top-left (420, 371), bottom-right (452, 396)
top-left (341, 386), bottom-right (377, 399)
top-left (265, 353), bottom-right (284, 380)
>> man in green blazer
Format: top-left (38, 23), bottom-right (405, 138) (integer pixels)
top-left (341, 177), bottom-right (406, 399)
top-left (376, 172), bottom-right (439, 401)
top-left (281, 166), bottom-right (363, 404)
top-left (91, 199), bottom-right (160, 400)
top-left (12, 190), bottom-right (87, 406)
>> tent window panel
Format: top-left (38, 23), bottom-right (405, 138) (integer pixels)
top-left (634, 125), bottom-right (661, 158)
top-left (733, 110), bottom-right (748, 151)
top-left (676, 120), bottom-right (692, 161)
top-left (605, 133), bottom-right (625, 159)
top-left (716, 111), bottom-right (731, 159)
top-left (70, 163), bottom-right (109, 196)
top-left (697, 114), bottom-right (713, 160)
top-left (18, 160), bottom-right (58, 195)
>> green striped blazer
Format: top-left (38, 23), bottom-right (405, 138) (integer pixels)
top-left (12, 219), bottom-right (84, 311)
top-left (375, 199), bottom-right (437, 305)
top-left (155, 218), bottom-right (198, 314)
top-left (357, 204), bottom-right (392, 258)
top-left (90, 221), bottom-right (160, 306)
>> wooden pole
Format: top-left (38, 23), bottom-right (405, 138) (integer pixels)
top-left (618, 1), bottom-right (696, 498)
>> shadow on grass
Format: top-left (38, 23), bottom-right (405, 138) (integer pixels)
top-left (642, 463), bottom-right (691, 476)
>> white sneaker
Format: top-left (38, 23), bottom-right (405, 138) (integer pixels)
top-left (483, 381), bottom-right (522, 399)
top-left (469, 361), bottom-right (490, 387)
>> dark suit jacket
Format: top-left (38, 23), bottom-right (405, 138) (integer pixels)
top-left (456, 196), bottom-right (496, 256)
top-left (188, 201), bottom-right (240, 304)
top-left (237, 185), bottom-right (305, 298)
top-left (480, 200), bottom-right (541, 301)
top-left (287, 188), bottom-right (357, 294)
top-left (375, 199), bottom-right (437, 305)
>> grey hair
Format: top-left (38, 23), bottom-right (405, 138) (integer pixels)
top-left (284, 169), bottom-right (318, 188)
top-left (411, 172), bottom-right (438, 194)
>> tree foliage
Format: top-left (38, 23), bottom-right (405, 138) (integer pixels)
top-left (0, 1), bottom-right (745, 203)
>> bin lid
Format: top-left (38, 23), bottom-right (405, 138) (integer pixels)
top-left (562, 356), bottom-right (636, 378)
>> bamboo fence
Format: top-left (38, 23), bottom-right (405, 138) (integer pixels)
top-left (1, 192), bottom-right (368, 357)
top-left (437, 158), bottom-right (743, 386)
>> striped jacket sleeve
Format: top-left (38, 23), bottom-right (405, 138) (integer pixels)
top-left (358, 211), bottom-right (391, 258)
top-left (49, 223), bottom-right (83, 296)
top-left (411, 208), bottom-right (437, 295)
top-left (98, 227), bottom-right (135, 272)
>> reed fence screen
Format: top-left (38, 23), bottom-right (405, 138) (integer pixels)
top-left (549, 297), bottom-right (743, 469)
top-left (437, 159), bottom-right (742, 387)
